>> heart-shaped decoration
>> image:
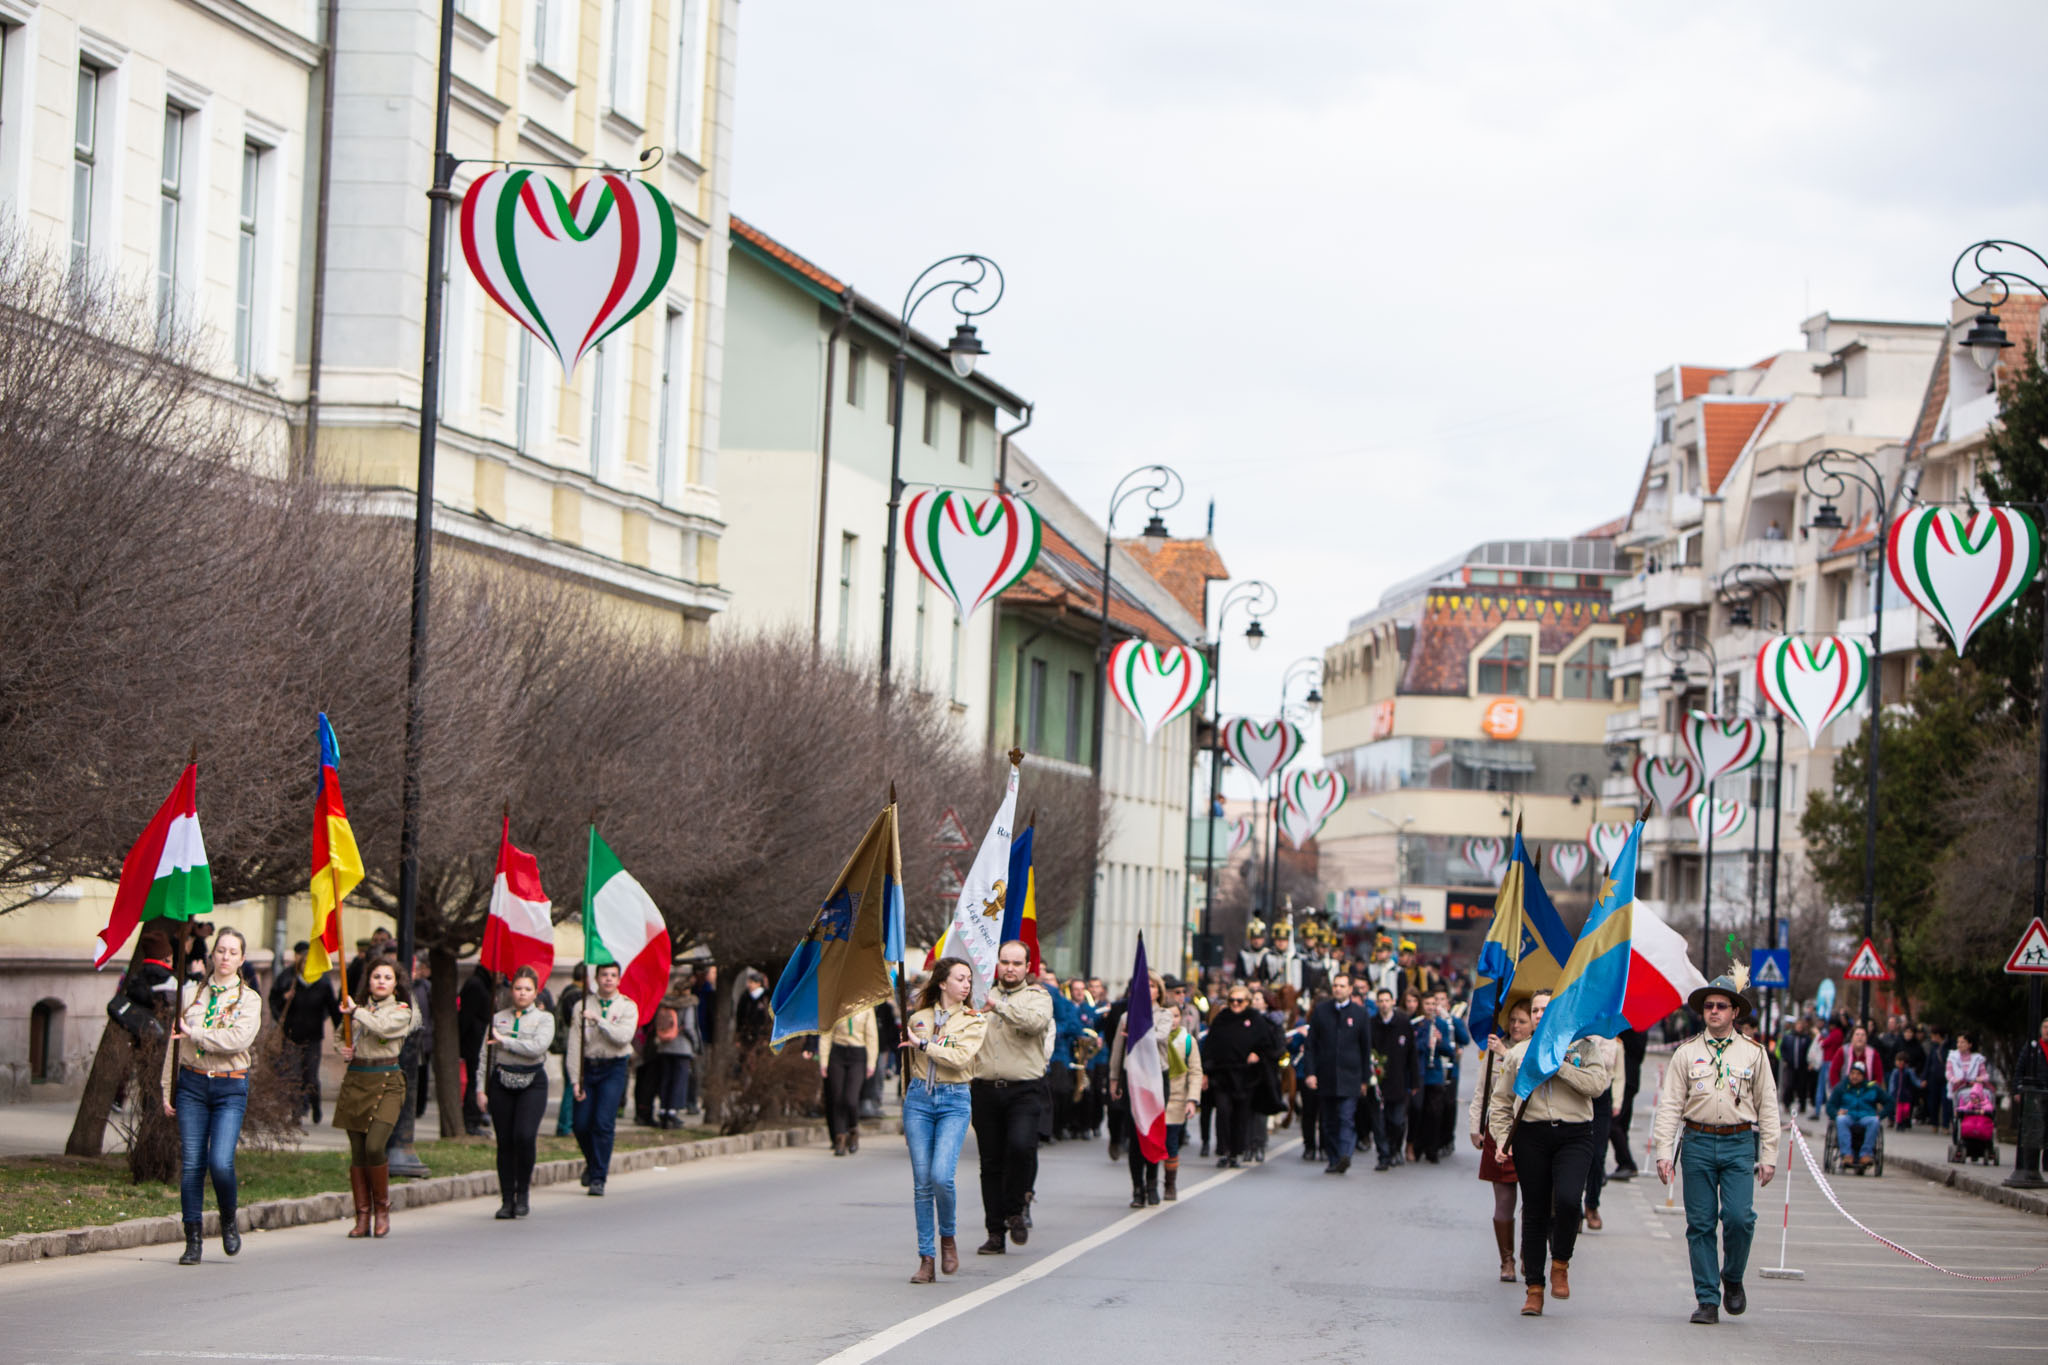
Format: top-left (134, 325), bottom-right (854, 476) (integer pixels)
top-left (1887, 506), bottom-right (2041, 657)
top-left (1278, 799), bottom-right (1317, 851)
top-left (1461, 837), bottom-right (1507, 888)
top-left (1106, 641), bottom-right (1211, 742)
top-left (460, 170), bottom-right (678, 377)
top-left (1548, 842), bottom-right (1589, 886)
top-left (1756, 635), bottom-right (1870, 747)
top-left (1681, 711), bottom-right (1765, 782)
top-left (1225, 816), bottom-right (1252, 858)
top-left (1686, 793), bottom-right (1748, 851)
top-left (903, 490), bottom-right (1043, 623)
top-left (1279, 769), bottom-right (1348, 849)
top-left (1587, 821), bottom-right (1632, 873)
top-left (1221, 717), bottom-right (1305, 783)
top-left (1633, 754), bottom-right (1700, 817)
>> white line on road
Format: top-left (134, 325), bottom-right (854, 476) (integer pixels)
top-left (814, 1139), bottom-right (1300, 1365)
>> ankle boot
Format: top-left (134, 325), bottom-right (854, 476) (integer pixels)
top-left (1493, 1218), bottom-right (1516, 1283)
top-left (1163, 1157), bottom-right (1179, 1201)
top-left (1549, 1259), bottom-right (1570, 1300)
top-left (1129, 1177), bottom-right (1146, 1209)
top-left (909, 1255), bottom-right (936, 1284)
top-left (368, 1166), bottom-right (392, 1238)
top-left (1144, 1165), bottom-right (1161, 1206)
top-left (939, 1236), bottom-right (958, 1275)
top-left (220, 1205), bottom-right (240, 1256)
top-left (178, 1221), bottom-right (203, 1266)
top-left (831, 1133), bottom-right (846, 1156)
top-left (1521, 1284), bottom-right (1543, 1317)
top-left (347, 1167), bottom-right (372, 1238)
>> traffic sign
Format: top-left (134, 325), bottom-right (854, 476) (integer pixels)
top-left (1750, 948), bottom-right (1790, 989)
top-left (934, 808), bottom-right (972, 850)
top-left (2004, 917), bottom-right (2048, 975)
top-left (1844, 938), bottom-right (1891, 982)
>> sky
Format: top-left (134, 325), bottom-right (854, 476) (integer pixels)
top-left (727, 1), bottom-right (2048, 794)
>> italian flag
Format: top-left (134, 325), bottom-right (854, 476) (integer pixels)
top-left (94, 764), bottom-right (213, 969)
top-left (481, 814), bottom-right (554, 979)
top-left (583, 827), bottom-right (671, 1020)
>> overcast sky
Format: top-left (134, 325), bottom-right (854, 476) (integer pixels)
top-left (729, 2), bottom-right (2048, 793)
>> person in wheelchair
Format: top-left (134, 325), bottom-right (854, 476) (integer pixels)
top-left (1826, 1062), bottom-right (1886, 1172)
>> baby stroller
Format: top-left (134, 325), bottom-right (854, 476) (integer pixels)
top-left (1949, 1081), bottom-right (2000, 1165)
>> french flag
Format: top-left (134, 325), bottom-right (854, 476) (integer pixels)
top-left (1126, 935), bottom-right (1168, 1164)
top-left (480, 814), bottom-right (554, 979)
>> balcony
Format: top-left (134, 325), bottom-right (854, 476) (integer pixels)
top-left (1642, 568), bottom-right (1706, 612)
top-left (1610, 640), bottom-right (1645, 677)
top-left (1836, 605), bottom-right (1924, 655)
top-left (1720, 537), bottom-right (1798, 574)
top-left (1611, 575), bottom-right (1647, 613)
top-left (1604, 700), bottom-right (1653, 741)
top-left (1670, 491), bottom-right (1705, 527)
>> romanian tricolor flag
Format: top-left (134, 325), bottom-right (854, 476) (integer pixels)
top-left (302, 713), bottom-right (364, 985)
top-left (1516, 820), bottom-right (1643, 1098)
top-left (1000, 822), bottom-right (1039, 974)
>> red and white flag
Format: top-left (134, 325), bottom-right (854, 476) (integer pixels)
top-left (1621, 898), bottom-right (1707, 1030)
top-left (1125, 934), bottom-right (1168, 1164)
top-left (480, 814), bottom-right (554, 979)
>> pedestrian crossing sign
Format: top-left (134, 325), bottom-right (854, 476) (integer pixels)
top-left (1750, 948), bottom-right (1789, 988)
top-left (2004, 917), bottom-right (2048, 976)
top-left (1844, 937), bottom-right (1891, 982)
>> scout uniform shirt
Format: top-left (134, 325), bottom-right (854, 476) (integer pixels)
top-left (972, 981), bottom-right (1054, 1082)
top-left (818, 1007), bottom-right (878, 1068)
top-left (1652, 1031), bottom-right (1781, 1170)
top-left (1484, 1036), bottom-right (1610, 1150)
top-left (566, 991), bottom-right (639, 1090)
top-left (161, 975), bottom-right (263, 1092)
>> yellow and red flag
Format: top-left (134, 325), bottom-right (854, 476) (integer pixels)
top-left (302, 713), bottom-right (364, 984)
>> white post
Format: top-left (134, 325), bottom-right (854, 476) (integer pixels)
top-left (1758, 1134), bottom-right (1805, 1279)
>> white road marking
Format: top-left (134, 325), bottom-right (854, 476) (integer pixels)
top-left (815, 1139), bottom-right (1301, 1365)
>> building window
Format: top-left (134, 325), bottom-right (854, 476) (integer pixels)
top-left (606, 0), bottom-right (647, 121)
top-left (72, 65), bottom-right (103, 278)
top-left (1538, 663), bottom-right (1555, 698)
top-left (922, 387), bottom-right (940, 446)
top-left (1065, 670), bottom-right (1084, 763)
top-left (514, 330), bottom-right (549, 454)
top-left (1475, 635), bottom-right (1530, 696)
top-left (836, 533), bottom-right (856, 661)
top-left (234, 143), bottom-right (263, 378)
top-left (845, 344), bottom-right (865, 407)
top-left (913, 578), bottom-right (928, 684)
top-left (957, 406), bottom-right (974, 464)
top-left (658, 307), bottom-right (686, 498)
top-left (1027, 658), bottom-right (1048, 751)
top-left (670, 0), bottom-right (706, 161)
top-left (157, 106), bottom-right (190, 338)
top-left (1560, 638), bottom-right (1615, 700)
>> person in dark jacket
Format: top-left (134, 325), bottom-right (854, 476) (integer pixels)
top-left (1607, 1026), bottom-right (1647, 1177)
top-left (1201, 984), bottom-right (1279, 1168)
top-left (1304, 973), bottom-right (1374, 1174)
top-left (457, 966), bottom-right (496, 1135)
top-left (267, 942), bottom-right (340, 1123)
top-left (1366, 987), bottom-right (1419, 1171)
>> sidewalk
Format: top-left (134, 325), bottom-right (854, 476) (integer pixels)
top-left (1784, 1107), bottom-right (2048, 1216)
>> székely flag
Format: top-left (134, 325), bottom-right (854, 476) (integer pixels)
top-left (481, 813), bottom-right (554, 980)
top-left (303, 713), bottom-right (364, 984)
top-left (1469, 821), bottom-right (1574, 1044)
top-left (999, 822), bottom-right (1039, 975)
top-left (938, 756), bottom-right (1020, 1003)
top-left (770, 796), bottom-right (906, 1051)
top-left (583, 827), bottom-right (671, 1021)
top-left (94, 762), bottom-right (212, 969)
top-left (1125, 933), bottom-right (1168, 1163)
top-left (1517, 820), bottom-right (1644, 1098)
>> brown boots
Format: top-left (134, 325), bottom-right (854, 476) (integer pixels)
top-left (368, 1166), bottom-right (391, 1238)
top-left (909, 1255), bottom-right (936, 1284)
top-left (1163, 1157), bottom-right (1180, 1202)
top-left (1493, 1218), bottom-right (1516, 1283)
top-left (347, 1167), bottom-right (372, 1238)
top-left (832, 1133), bottom-right (847, 1156)
top-left (939, 1236), bottom-right (958, 1274)
top-left (1521, 1285), bottom-right (1544, 1316)
top-left (1549, 1260), bottom-right (1570, 1300)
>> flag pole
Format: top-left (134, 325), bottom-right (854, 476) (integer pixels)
top-left (890, 783), bottom-right (910, 1104)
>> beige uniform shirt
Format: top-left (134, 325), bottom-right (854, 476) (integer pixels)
top-left (344, 996), bottom-right (417, 1064)
top-left (1652, 1032), bottom-right (1781, 1170)
top-left (971, 981), bottom-right (1054, 1082)
top-left (566, 992), bottom-right (640, 1089)
top-left (904, 1005), bottom-right (987, 1085)
top-left (163, 977), bottom-right (263, 1091)
top-left (817, 1007), bottom-right (878, 1070)
top-left (1486, 1036), bottom-right (1611, 1149)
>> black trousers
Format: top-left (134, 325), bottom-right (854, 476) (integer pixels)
top-left (461, 1041), bottom-right (485, 1125)
top-left (1513, 1118), bottom-right (1594, 1283)
top-left (1416, 1083), bottom-right (1447, 1156)
top-left (1367, 1090), bottom-right (1406, 1160)
top-left (823, 1047), bottom-right (866, 1139)
top-left (1585, 1093), bottom-right (1613, 1211)
top-left (1609, 1086), bottom-right (1638, 1171)
top-left (972, 1079), bottom-right (1043, 1233)
top-left (1215, 1075), bottom-right (1255, 1158)
top-left (282, 1038), bottom-right (322, 1121)
top-left (486, 1072), bottom-right (549, 1205)
top-left (1300, 1088), bottom-right (1320, 1151)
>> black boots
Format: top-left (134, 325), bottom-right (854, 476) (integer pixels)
top-left (1129, 1177), bottom-right (1146, 1209)
top-left (220, 1206), bottom-right (240, 1256)
top-left (178, 1222), bottom-right (203, 1265)
top-left (1144, 1165), bottom-right (1161, 1206)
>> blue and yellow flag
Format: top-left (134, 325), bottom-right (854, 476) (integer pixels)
top-left (1470, 823), bottom-right (1573, 1043)
top-left (1000, 823), bottom-right (1038, 974)
top-left (1516, 821), bottom-right (1643, 1099)
top-left (769, 797), bottom-right (906, 1051)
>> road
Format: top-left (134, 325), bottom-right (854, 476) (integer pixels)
top-left (5, 1097), bottom-right (2047, 1364)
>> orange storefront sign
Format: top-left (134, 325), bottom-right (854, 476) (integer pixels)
top-left (1480, 697), bottom-right (1524, 740)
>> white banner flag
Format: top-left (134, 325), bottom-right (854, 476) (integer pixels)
top-left (943, 761), bottom-right (1019, 1004)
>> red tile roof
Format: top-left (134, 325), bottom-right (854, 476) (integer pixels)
top-left (1910, 293), bottom-right (2045, 454)
top-left (1118, 538), bottom-right (1229, 623)
top-left (1823, 510), bottom-right (1878, 559)
top-left (1679, 366), bottom-right (1728, 399)
top-left (728, 215), bottom-right (846, 295)
top-left (1577, 515), bottom-right (1627, 540)
top-left (1399, 591), bottom-right (1618, 696)
top-left (1001, 522), bottom-right (1187, 647)
top-left (1702, 400), bottom-right (1778, 493)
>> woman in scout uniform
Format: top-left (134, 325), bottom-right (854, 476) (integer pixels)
top-left (1650, 965), bottom-right (1780, 1325)
top-left (488, 965), bottom-right (555, 1219)
top-left (334, 958), bottom-right (417, 1238)
top-left (820, 1004), bottom-right (878, 1156)
top-left (1108, 975), bottom-right (1205, 1206)
top-left (1469, 994), bottom-right (1540, 1284)
top-left (163, 927), bottom-right (263, 1266)
top-left (898, 958), bottom-right (986, 1284)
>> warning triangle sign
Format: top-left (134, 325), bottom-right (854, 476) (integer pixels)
top-left (934, 808), bottom-right (972, 851)
top-left (1844, 937), bottom-right (1891, 982)
top-left (2004, 917), bottom-right (2048, 975)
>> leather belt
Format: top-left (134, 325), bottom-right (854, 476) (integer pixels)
top-left (1684, 1119), bottom-right (1753, 1136)
top-left (973, 1077), bottom-right (1031, 1088)
top-left (183, 1066), bottom-right (248, 1079)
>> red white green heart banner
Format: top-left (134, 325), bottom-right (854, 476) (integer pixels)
top-left (1886, 506), bottom-right (2041, 658)
top-left (1462, 837), bottom-right (1507, 887)
top-left (460, 170), bottom-right (678, 377)
top-left (903, 490), bottom-right (1043, 623)
top-left (1547, 842), bottom-right (1589, 886)
top-left (1587, 820), bottom-right (1632, 873)
top-left (1225, 816), bottom-right (1252, 858)
top-left (1633, 754), bottom-right (1700, 817)
top-left (1278, 799), bottom-right (1317, 851)
top-left (1279, 769), bottom-right (1348, 849)
top-left (1756, 634), bottom-right (1870, 747)
top-left (1221, 717), bottom-right (1305, 783)
top-left (1681, 711), bottom-right (1766, 782)
top-left (1686, 793), bottom-right (1748, 850)
top-left (1107, 641), bottom-right (1211, 742)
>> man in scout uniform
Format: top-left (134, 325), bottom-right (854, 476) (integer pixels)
top-left (1651, 964), bottom-right (1780, 1325)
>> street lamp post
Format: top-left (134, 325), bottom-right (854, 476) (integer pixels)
top-left (1566, 772), bottom-right (1597, 897)
top-left (876, 254), bottom-right (1005, 694)
top-left (1720, 561), bottom-right (1791, 1034)
top-left (1804, 448), bottom-right (1893, 1026)
top-left (1662, 628), bottom-right (1720, 973)
top-left (1367, 807), bottom-right (1416, 934)
top-left (1199, 581), bottom-right (1277, 965)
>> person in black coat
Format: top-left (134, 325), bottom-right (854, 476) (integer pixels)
top-left (1365, 987), bottom-right (1418, 1171)
top-left (458, 966), bottom-right (496, 1135)
top-left (1305, 974), bottom-right (1374, 1174)
top-left (268, 943), bottom-right (341, 1123)
top-left (1202, 985), bottom-right (1280, 1168)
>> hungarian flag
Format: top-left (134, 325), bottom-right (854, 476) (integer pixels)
top-left (94, 763), bottom-right (212, 968)
top-left (1125, 933), bottom-right (1168, 1164)
top-left (1000, 823), bottom-right (1039, 975)
top-left (302, 713), bottom-right (363, 984)
top-left (481, 814), bottom-right (554, 979)
top-left (583, 827), bottom-right (671, 1020)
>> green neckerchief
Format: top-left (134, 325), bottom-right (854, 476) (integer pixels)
top-left (1705, 1035), bottom-right (1735, 1089)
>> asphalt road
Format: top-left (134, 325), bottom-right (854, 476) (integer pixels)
top-left (5, 1095), bottom-right (2047, 1364)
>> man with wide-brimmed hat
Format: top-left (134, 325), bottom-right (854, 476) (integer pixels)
top-left (1651, 964), bottom-right (1780, 1325)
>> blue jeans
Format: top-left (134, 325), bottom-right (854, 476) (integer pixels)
top-left (903, 1079), bottom-right (972, 1256)
top-left (1319, 1093), bottom-right (1359, 1161)
top-left (1680, 1130), bottom-right (1758, 1306)
top-left (572, 1057), bottom-right (630, 1181)
top-left (1837, 1113), bottom-right (1880, 1159)
top-left (174, 1069), bottom-right (248, 1224)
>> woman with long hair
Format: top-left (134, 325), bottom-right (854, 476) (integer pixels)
top-left (333, 958), bottom-right (417, 1238)
top-left (163, 927), bottom-right (262, 1266)
top-left (1469, 995), bottom-right (1540, 1283)
top-left (898, 958), bottom-right (986, 1284)
top-left (488, 965), bottom-right (555, 1219)
top-left (1109, 974), bottom-right (1204, 1206)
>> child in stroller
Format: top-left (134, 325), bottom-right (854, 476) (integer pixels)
top-left (1954, 1079), bottom-right (1998, 1164)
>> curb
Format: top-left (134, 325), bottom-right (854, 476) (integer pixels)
top-left (1882, 1151), bottom-right (2048, 1217)
top-left (1, 1118), bottom-right (902, 1267)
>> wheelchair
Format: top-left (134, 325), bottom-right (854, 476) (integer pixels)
top-left (1822, 1116), bottom-right (1885, 1176)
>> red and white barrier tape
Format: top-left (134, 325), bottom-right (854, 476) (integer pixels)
top-left (1789, 1124), bottom-right (2048, 1282)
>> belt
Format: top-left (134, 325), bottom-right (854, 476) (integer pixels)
top-left (183, 1066), bottom-right (248, 1079)
top-left (347, 1063), bottom-right (401, 1074)
top-left (1684, 1119), bottom-right (1753, 1136)
top-left (973, 1077), bottom-right (1036, 1088)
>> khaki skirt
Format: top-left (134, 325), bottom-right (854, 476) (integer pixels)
top-left (332, 1066), bottom-right (406, 1133)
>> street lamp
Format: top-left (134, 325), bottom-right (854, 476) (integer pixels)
top-left (1261, 659), bottom-right (1323, 924)
top-left (1565, 772), bottom-right (1595, 807)
top-left (1662, 628), bottom-right (1721, 972)
top-left (876, 253), bottom-right (1005, 692)
top-left (1197, 580), bottom-right (1278, 964)
top-left (1803, 447), bottom-right (1891, 1026)
top-left (1720, 561), bottom-right (1791, 1033)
